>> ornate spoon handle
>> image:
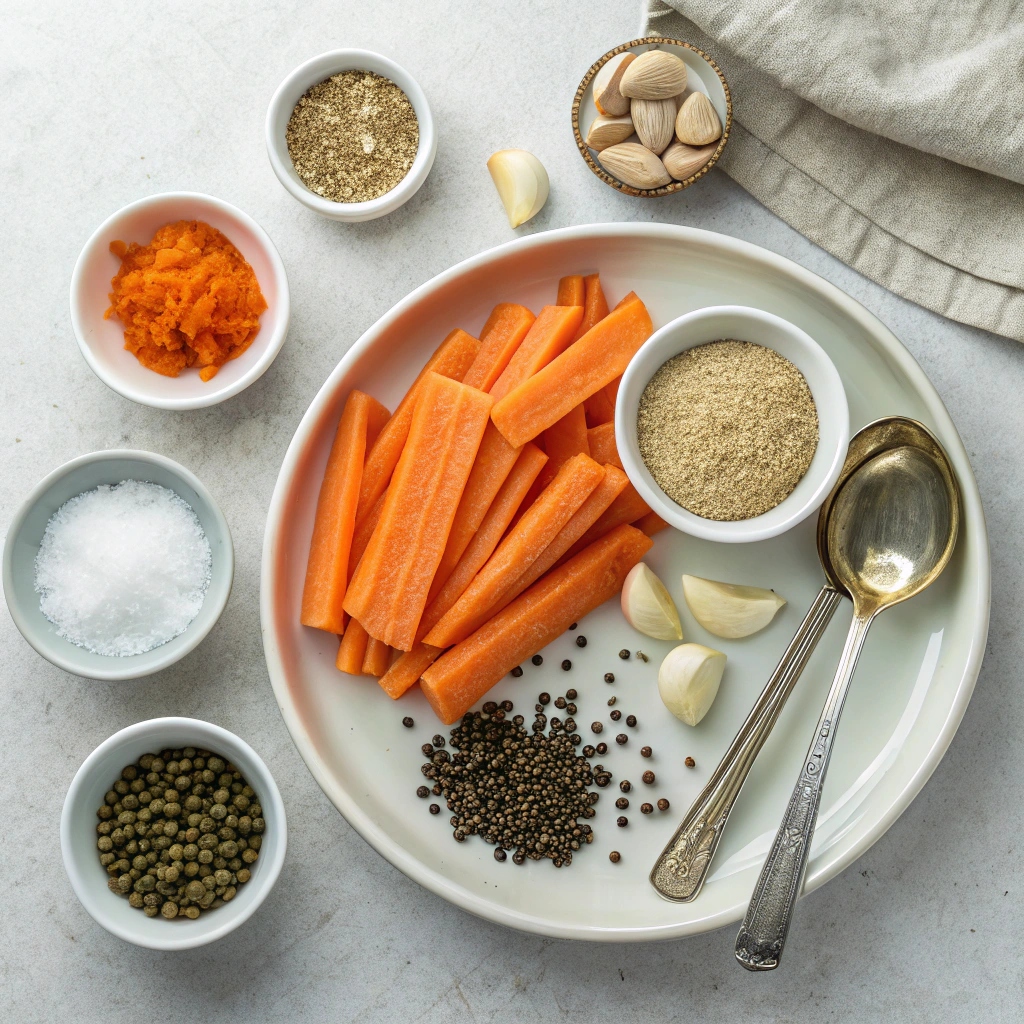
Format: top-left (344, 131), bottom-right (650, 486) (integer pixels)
top-left (650, 584), bottom-right (843, 903)
top-left (734, 611), bottom-right (872, 970)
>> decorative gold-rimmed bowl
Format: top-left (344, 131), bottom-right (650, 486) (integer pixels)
top-left (571, 37), bottom-right (732, 197)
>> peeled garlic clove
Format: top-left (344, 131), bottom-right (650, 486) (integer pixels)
top-left (586, 113), bottom-right (635, 151)
top-left (661, 140), bottom-right (718, 182)
top-left (593, 52), bottom-right (636, 117)
top-left (658, 643), bottom-right (727, 726)
top-left (630, 97), bottom-right (676, 155)
top-left (675, 92), bottom-right (722, 146)
top-left (619, 49), bottom-right (687, 100)
top-left (621, 562), bottom-right (683, 640)
top-left (682, 575), bottom-right (787, 638)
top-left (598, 142), bottom-right (672, 190)
top-left (487, 149), bottom-right (549, 228)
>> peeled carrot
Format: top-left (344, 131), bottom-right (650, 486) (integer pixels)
top-left (378, 442), bottom-right (547, 700)
top-left (584, 388), bottom-right (615, 427)
top-left (490, 294), bottom-right (654, 447)
top-left (336, 618), bottom-right (369, 675)
top-left (348, 488), bottom-right (386, 580)
top-left (573, 273), bottom-right (610, 342)
top-left (423, 452), bottom-right (605, 649)
top-left (462, 304), bottom-right (535, 391)
top-left (556, 275), bottom-right (585, 306)
top-left (536, 403), bottom-right (589, 490)
top-left (428, 423), bottom-right (520, 600)
top-left (421, 524), bottom-right (652, 723)
top-left (344, 373), bottom-right (493, 650)
top-left (637, 511), bottom-right (669, 536)
top-left (301, 391), bottom-right (390, 634)
top-left (362, 636), bottom-right (391, 677)
top-left (614, 290), bottom-right (638, 311)
top-left (586, 422), bottom-right (623, 469)
top-left (561, 484), bottom-right (652, 561)
top-left (355, 328), bottom-right (480, 523)
top-left (488, 305), bottom-right (584, 401)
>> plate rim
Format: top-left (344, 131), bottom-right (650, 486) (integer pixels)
top-left (260, 223), bottom-right (990, 941)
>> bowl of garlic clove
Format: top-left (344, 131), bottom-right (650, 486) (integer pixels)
top-left (571, 37), bottom-right (731, 197)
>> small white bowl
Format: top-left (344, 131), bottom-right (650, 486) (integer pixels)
top-left (3, 450), bottom-right (233, 680)
top-left (61, 718), bottom-right (286, 950)
top-left (265, 49), bottom-right (436, 222)
top-left (616, 305), bottom-right (849, 543)
top-left (70, 192), bottom-right (290, 410)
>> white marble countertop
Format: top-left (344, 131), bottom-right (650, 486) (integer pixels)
top-left (1, 1), bottom-right (1020, 1020)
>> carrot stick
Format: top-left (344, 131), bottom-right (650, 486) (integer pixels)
top-left (461, 303), bottom-right (535, 391)
top-left (421, 524), bottom-right (652, 723)
top-left (584, 388), bottom-right (615, 427)
top-left (301, 390), bottom-right (390, 634)
top-left (355, 328), bottom-right (480, 523)
top-left (556, 275), bottom-right (585, 306)
top-left (361, 636), bottom-right (391, 677)
top-left (614, 290), bottom-right (638, 311)
top-left (536, 403), bottom-right (589, 491)
top-left (490, 294), bottom-right (653, 448)
top-left (572, 273), bottom-right (610, 342)
top-left (423, 452), bottom-right (605, 649)
top-left (586, 422), bottom-right (623, 469)
top-left (378, 442), bottom-right (547, 700)
top-left (637, 511), bottom-right (669, 536)
top-left (336, 618), bottom-right (369, 675)
top-left (344, 372), bottom-right (494, 650)
top-left (488, 305), bottom-right (584, 401)
top-left (427, 423), bottom-right (520, 600)
top-left (348, 488), bottom-right (386, 580)
top-left (561, 484), bottom-right (652, 562)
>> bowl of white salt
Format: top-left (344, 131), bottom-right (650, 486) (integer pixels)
top-left (2, 450), bottom-right (233, 680)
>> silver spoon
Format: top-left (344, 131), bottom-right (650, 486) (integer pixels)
top-left (734, 431), bottom-right (960, 970)
top-left (650, 416), bottom-right (915, 904)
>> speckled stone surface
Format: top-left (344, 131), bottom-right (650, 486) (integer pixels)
top-left (1, 2), bottom-right (1020, 1021)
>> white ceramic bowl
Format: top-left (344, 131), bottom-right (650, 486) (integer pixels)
top-left (70, 192), bottom-right (290, 410)
top-left (265, 49), bottom-right (436, 222)
top-left (616, 305), bottom-right (849, 542)
top-left (61, 717), bottom-right (286, 950)
top-left (3, 450), bottom-right (233, 680)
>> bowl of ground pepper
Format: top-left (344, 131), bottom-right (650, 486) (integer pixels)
top-left (616, 305), bottom-right (849, 543)
top-left (266, 49), bottom-right (436, 222)
top-left (61, 717), bottom-right (286, 950)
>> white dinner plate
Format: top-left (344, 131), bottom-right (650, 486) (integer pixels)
top-left (260, 224), bottom-right (989, 941)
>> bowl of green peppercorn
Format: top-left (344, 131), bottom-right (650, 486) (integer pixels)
top-left (61, 717), bottom-right (286, 950)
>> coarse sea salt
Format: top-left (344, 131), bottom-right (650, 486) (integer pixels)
top-left (33, 480), bottom-right (212, 657)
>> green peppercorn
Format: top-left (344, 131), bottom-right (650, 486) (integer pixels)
top-left (241, 848), bottom-right (259, 865)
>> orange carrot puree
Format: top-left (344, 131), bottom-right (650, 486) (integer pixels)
top-left (105, 220), bottom-right (267, 381)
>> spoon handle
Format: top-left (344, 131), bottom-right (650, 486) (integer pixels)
top-left (735, 612), bottom-right (872, 971)
top-left (649, 584), bottom-right (843, 903)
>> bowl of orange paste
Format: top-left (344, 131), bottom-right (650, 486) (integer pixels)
top-left (71, 192), bottom-right (290, 410)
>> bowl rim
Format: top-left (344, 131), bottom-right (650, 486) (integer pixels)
top-left (2, 448), bottom-right (234, 680)
top-left (264, 48), bottom-right (437, 221)
top-left (60, 716), bottom-right (287, 950)
top-left (615, 304), bottom-right (850, 542)
top-left (69, 191), bottom-right (291, 411)
top-left (572, 36), bottom-right (733, 197)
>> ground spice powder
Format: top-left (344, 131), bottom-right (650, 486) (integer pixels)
top-left (637, 340), bottom-right (818, 520)
top-left (286, 71), bottom-right (419, 203)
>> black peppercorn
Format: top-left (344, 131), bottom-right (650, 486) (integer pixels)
top-left (500, 700), bottom-right (514, 712)
top-left (685, 756), bottom-right (696, 768)
top-left (582, 745), bottom-right (596, 757)
top-left (511, 666), bottom-right (523, 677)
top-left (591, 721), bottom-right (603, 734)
top-left (566, 688), bottom-right (577, 700)
top-left (569, 622), bottom-right (577, 630)
top-left (609, 850), bottom-right (621, 863)
top-left (564, 718), bottom-right (576, 732)
top-left (417, 786), bottom-right (430, 798)
top-left (576, 635), bottom-right (587, 648)
top-left (616, 734), bottom-right (628, 745)
top-left (421, 743), bottom-right (434, 757)
top-left (549, 717), bottom-right (562, 731)
top-left (607, 696), bottom-right (617, 706)
top-left (588, 791), bottom-right (599, 805)
top-left (512, 850), bottom-right (526, 865)
top-left (618, 649), bottom-right (630, 660)
top-left (657, 798), bottom-right (670, 811)
top-left (610, 709), bottom-right (621, 721)
top-left (532, 654), bottom-right (543, 666)
top-left (641, 746), bottom-right (653, 758)
top-left (429, 804), bottom-right (440, 815)
top-left (595, 775), bottom-right (611, 788)
top-left (642, 770), bottom-right (655, 785)
top-left (513, 715), bottom-right (524, 726)
top-left (626, 715), bottom-right (637, 727)
top-left (402, 717), bottom-right (415, 728)
top-left (596, 742), bottom-right (608, 755)
top-left (619, 780), bottom-right (632, 793)
top-left (640, 803), bottom-right (654, 814)
top-left (494, 848), bottom-right (507, 862)
top-left (615, 797), bottom-right (629, 810)
top-left (604, 672), bottom-right (615, 683)
top-left (432, 734), bottom-right (446, 747)
top-left (561, 659), bottom-right (572, 671)
top-left (616, 816), bottom-right (628, 828)
top-left (566, 703), bottom-right (577, 715)
top-left (482, 702), bottom-right (497, 714)
top-left (538, 692), bottom-right (550, 705)
top-left (554, 696), bottom-right (567, 709)
top-left (570, 734), bottom-right (581, 745)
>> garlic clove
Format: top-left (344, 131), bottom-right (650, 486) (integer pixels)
top-left (674, 92), bottom-right (722, 146)
top-left (619, 49), bottom-right (688, 100)
top-left (658, 643), bottom-right (727, 726)
top-left (661, 140), bottom-right (718, 182)
top-left (487, 149), bottom-right (549, 228)
top-left (681, 575), bottom-right (786, 638)
top-left (593, 52), bottom-right (636, 117)
top-left (630, 97), bottom-right (676, 155)
top-left (598, 142), bottom-right (672, 190)
top-left (621, 562), bottom-right (683, 640)
top-left (586, 113), bottom-right (635, 151)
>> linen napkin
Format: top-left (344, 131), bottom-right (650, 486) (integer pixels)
top-left (645, 0), bottom-right (1024, 342)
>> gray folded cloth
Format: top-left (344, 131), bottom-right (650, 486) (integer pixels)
top-left (646, 0), bottom-right (1024, 342)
